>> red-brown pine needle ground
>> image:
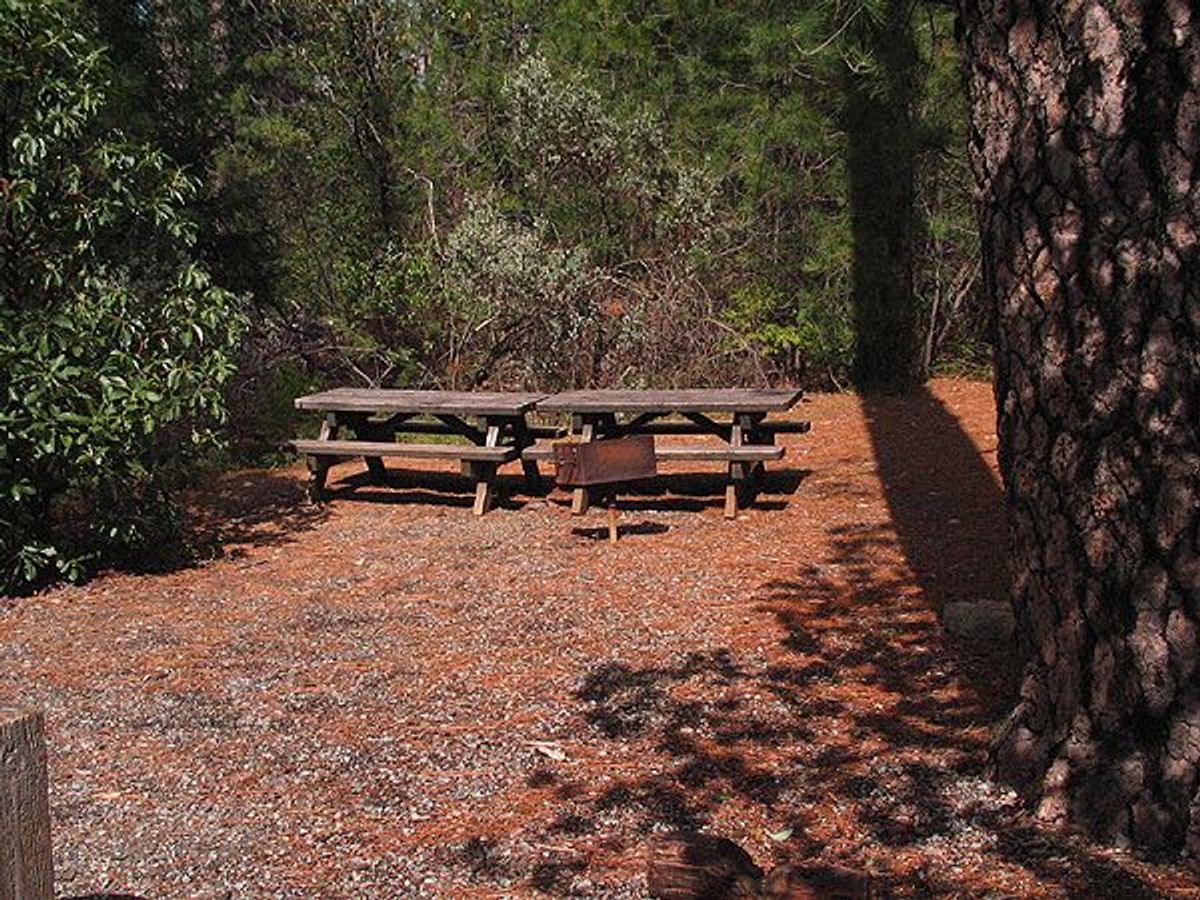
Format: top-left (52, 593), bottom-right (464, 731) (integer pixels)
top-left (2, 380), bottom-right (1197, 897)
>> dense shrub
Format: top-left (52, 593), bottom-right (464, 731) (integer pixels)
top-left (0, 0), bottom-right (245, 592)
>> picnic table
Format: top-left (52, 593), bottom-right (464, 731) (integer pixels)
top-left (290, 389), bottom-right (548, 514)
top-left (530, 388), bottom-right (807, 518)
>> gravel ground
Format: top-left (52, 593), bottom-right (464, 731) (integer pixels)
top-left (2, 379), bottom-right (1198, 898)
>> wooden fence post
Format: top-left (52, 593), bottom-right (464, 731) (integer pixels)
top-left (1, 706), bottom-right (53, 900)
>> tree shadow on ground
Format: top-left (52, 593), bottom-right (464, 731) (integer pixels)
top-left (182, 467), bottom-right (329, 563)
top-left (859, 387), bottom-right (1008, 618)
top-left (325, 467), bottom-right (541, 510)
top-left (545, 469), bottom-right (810, 514)
top-left (859, 387), bottom-right (1021, 722)
top-left (327, 464), bottom-right (809, 515)
top-left (570, 521), bottom-right (671, 541)
top-left (509, 388), bottom-right (1177, 897)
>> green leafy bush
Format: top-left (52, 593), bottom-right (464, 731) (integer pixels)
top-left (724, 281), bottom-right (854, 384)
top-left (0, 0), bottom-right (246, 592)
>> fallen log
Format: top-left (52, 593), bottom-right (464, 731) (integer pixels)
top-left (647, 832), bottom-right (764, 898)
top-left (647, 831), bottom-right (873, 900)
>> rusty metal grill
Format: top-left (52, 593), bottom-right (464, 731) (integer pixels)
top-left (553, 435), bottom-right (657, 487)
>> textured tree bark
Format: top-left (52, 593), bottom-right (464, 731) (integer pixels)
top-left (960, 0), bottom-right (1200, 856)
top-left (0, 707), bottom-right (53, 900)
top-left (846, 0), bottom-right (923, 391)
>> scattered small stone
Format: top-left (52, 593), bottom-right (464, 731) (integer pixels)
top-left (941, 601), bottom-right (1016, 642)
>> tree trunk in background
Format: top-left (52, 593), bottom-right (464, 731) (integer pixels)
top-left (847, 0), bottom-right (922, 391)
top-left (961, 0), bottom-right (1200, 855)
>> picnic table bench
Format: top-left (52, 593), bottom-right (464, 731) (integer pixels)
top-left (290, 389), bottom-right (549, 514)
top-left (529, 388), bottom-right (807, 518)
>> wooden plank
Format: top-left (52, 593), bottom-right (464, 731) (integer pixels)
top-left (659, 445), bottom-right (784, 461)
top-left (379, 420), bottom-right (565, 439)
top-left (433, 414), bottom-right (488, 445)
top-left (536, 388), bottom-right (802, 414)
top-left (521, 444), bottom-right (784, 462)
top-left (516, 419), bottom-right (807, 438)
top-left (680, 411), bottom-right (723, 432)
top-left (291, 439), bottom-right (517, 462)
top-left (473, 474), bottom-right (492, 514)
top-left (294, 389), bottom-right (546, 416)
top-left (0, 707), bottom-right (53, 900)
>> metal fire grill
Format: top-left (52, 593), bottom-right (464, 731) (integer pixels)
top-left (552, 435), bottom-right (656, 543)
top-left (552, 435), bottom-right (657, 487)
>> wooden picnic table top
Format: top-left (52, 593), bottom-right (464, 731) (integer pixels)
top-left (294, 388), bottom-right (547, 417)
top-left (535, 388), bottom-right (803, 414)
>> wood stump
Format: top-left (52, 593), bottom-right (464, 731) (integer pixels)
top-left (0, 706), bottom-right (53, 900)
top-left (762, 862), bottom-right (874, 899)
top-left (647, 832), bottom-right (873, 900)
top-left (647, 832), bottom-right (763, 899)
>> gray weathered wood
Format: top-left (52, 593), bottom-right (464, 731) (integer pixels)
top-left (522, 444), bottom-right (784, 462)
top-left (526, 419), bottom-right (807, 439)
top-left (472, 423), bottom-right (502, 516)
top-left (347, 420), bottom-right (562, 439)
top-left (294, 389), bottom-right (545, 417)
top-left (305, 414), bottom-right (339, 502)
top-left (291, 439), bottom-right (518, 463)
top-left (0, 707), bottom-right (53, 900)
top-left (664, 445), bottom-right (782, 462)
top-left (571, 420), bottom-right (596, 515)
top-left (537, 388), bottom-right (802, 414)
top-left (726, 414), bottom-right (745, 519)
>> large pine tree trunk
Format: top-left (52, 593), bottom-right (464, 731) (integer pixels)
top-left (960, 1), bottom-right (1200, 855)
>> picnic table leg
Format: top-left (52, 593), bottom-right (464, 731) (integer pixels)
top-left (306, 413), bottom-right (339, 503)
top-left (744, 413), bottom-right (770, 500)
top-left (514, 416), bottom-right (543, 491)
top-left (350, 414), bottom-right (387, 484)
top-left (363, 438), bottom-right (387, 483)
top-left (725, 415), bottom-right (745, 519)
top-left (570, 416), bottom-right (596, 515)
top-left (521, 457), bottom-right (542, 490)
top-left (472, 422), bottom-right (502, 516)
